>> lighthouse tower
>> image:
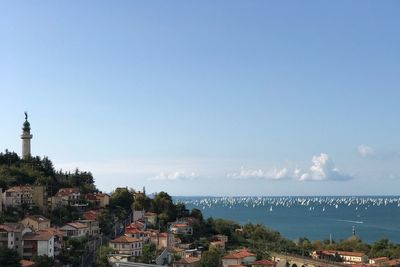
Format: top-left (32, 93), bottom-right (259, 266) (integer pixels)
top-left (21, 112), bottom-right (33, 159)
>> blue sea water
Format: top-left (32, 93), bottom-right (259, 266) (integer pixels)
top-left (174, 196), bottom-right (400, 244)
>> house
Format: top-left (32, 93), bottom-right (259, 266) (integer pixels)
top-left (85, 192), bottom-right (110, 208)
top-left (60, 222), bottom-right (89, 237)
top-left (214, 234), bottom-right (228, 243)
top-left (144, 212), bottom-right (157, 226)
top-left (312, 250), bottom-right (369, 264)
top-left (77, 219), bottom-right (100, 236)
top-left (210, 234), bottom-right (228, 250)
top-left (83, 210), bottom-right (100, 220)
top-left (169, 246), bottom-right (185, 259)
top-left (3, 186), bottom-right (46, 211)
top-left (50, 188), bottom-right (87, 210)
top-left (0, 224), bottom-right (17, 250)
top-left (21, 215), bottom-right (50, 231)
top-left (170, 222), bottom-right (193, 235)
top-left (2, 223), bottom-right (32, 256)
top-left (3, 186), bottom-right (33, 208)
top-left (109, 235), bottom-right (143, 257)
top-left (150, 231), bottom-right (168, 249)
top-left (210, 240), bottom-right (226, 250)
top-left (43, 228), bottom-right (65, 256)
top-left (222, 248), bottom-right (257, 267)
top-left (22, 231), bottom-right (55, 258)
top-left (252, 259), bottom-right (276, 267)
top-left (124, 225), bottom-right (149, 241)
top-left (173, 257), bottom-right (201, 267)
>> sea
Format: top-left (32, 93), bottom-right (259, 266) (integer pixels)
top-left (174, 196), bottom-right (400, 244)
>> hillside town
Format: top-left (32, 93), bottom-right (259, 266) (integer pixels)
top-left (1, 116), bottom-right (400, 267)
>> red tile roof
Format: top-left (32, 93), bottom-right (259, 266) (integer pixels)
top-left (43, 228), bottom-right (65, 237)
top-left (66, 222), bottom-right (88, 229)
top-left (110, 235), bottom-right (141, 243)
top-left (20, 259), bottom-right (36, 267)
top-left (253, 259), bottom-right (275, 265)
top-left (223, 249), bottom-right (256, 259)
top-left (0, 224), bottom-right (14, 232)
top-left (83, 210), bottom-right (99, 220)
top-left (322, 250), bottom-right (366, 257)
top-left (23, 232), bottom-right (54, 241)
top-left (6, 185), bottom-right (33, 192)
top-left (55, 188), bottom-right (79, 197)
top-left (174, 257), bottom-right (200, 264)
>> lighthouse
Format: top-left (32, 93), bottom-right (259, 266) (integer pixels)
top-left (21, 112), bottom-right (33, 159)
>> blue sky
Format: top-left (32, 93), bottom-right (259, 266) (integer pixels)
top-left (1, 1), bottom-right (400, 195)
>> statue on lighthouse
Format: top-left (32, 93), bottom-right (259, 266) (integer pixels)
top-left (21, 111), bottom-right (33, 159)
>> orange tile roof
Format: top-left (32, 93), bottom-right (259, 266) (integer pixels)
top-left (253, 259), bottom-right (275, 265)
top-left (174, 257), bottom-right (200, 264)
top-left (55, 188), bottom-right (79, 197)
top-left (110, 235), bottom-right (141, 243)
top-left (6, 185), bottom-right (33, 192)
top-left (23, 232), bottom-right (53, 241)
top-left (20, 259), bottom-right (36, 267)
top-left (43, 228), bottom-right (65, 237)
top-left (0, 224), bottom-right (14, 232)
top-left (25, 215), bottom-right (50, 223)
top-left (322, 250), bottom-right (366, 257)
top-left (370, 257), bottom-right (389, 262)
top-left (66, 222), bottom-right (88, 229)
top-left (83, 210), bottom-right (99, 220)
top-left (173, 223), bottom-right (189, 228)
top-left (125, 227), bottom-right (143, 234)
top-left (223, 249), bottom-right (256, 259)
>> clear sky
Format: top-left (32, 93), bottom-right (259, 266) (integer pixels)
top-left (1, 1), bottom-right (400, 196)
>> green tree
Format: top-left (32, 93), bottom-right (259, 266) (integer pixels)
top-left (0, 246), bottom-right (21, 267)
top-left (196, 247), bottom-right (221, 267)
top-left (31, 255), bottom-right (54, 267)
top-left (94, 245), bottom-right (114, 267)
top-left (110, 187), bottom-right (134, 213)
top-left (140, 243), bottom-right (157, 264)
top-left (98, 209), bottom-right (115, 236)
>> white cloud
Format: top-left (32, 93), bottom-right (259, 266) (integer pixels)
top-left (151, 171), bottom-right (198, 181)
top-left (358, 144), bottom-right (375, 158)
top-left (357, 144), bottom-right (400, 160)
top-left (227, 166), bottom-right (292, 180)
top-left (299, 153), bottom-right (352, 182)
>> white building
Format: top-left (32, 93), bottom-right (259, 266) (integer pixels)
top-left (222, 248), bottom-right (257, 267)
top-left (3, 186), bottom-right (34, 208)
top-left (109, 235), bottom-right (143, 257)
top-left (60, 222), bottom-right (89, 237)
top-left (22, 231), bottom-right (55, 258)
